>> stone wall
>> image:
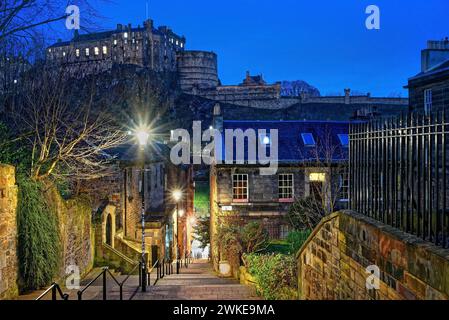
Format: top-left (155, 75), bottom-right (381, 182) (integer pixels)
top-left (0, 165), bottom-right (18, 300)
top-left (45, 186), bottom-right (95, 281)
top-left (297, 210), bottom-right (449, 300)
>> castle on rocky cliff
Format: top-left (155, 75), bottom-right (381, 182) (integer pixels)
top-left (46, 18), bottom-right (408, 113)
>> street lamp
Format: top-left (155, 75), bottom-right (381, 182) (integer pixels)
top-left (133, 127), bottom-right (150, 292)
top-left (173, 190), bottom-right (183, 274)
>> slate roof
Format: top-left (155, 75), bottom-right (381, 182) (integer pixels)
top-left (408, 59), bottom-right (449, 82)
top-left (219, 120), bottom-right (351, 164)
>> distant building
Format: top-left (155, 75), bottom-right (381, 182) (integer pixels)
top-left (46, 19), bottom-right (186, 74)
top-left (209, 106), bottom-right (351, 271)
top-left (407, 38), bottom-right (449, 115)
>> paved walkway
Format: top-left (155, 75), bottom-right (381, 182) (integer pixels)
top-left (19, 260), bottom-right (259, 300)
top-left (133, 260), bottom-right (260, 300)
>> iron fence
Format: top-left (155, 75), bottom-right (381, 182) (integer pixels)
top-left (350, 112), bottom-right (449, 248)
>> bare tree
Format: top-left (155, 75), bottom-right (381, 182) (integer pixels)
top-left (14, 64), bottom-right (127, 182)
top-left (288, 126), bottom-right (349, 230)
top-left (0, 0), bottom-right (102, 43)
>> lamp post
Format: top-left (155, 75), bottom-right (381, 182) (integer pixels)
top-left (173, 190), bottom-right (183, 274)
top-left (136, 129), bottom-right (150, 292)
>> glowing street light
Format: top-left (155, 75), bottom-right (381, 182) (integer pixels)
top-left (132, 126), bottom-right (151, 292)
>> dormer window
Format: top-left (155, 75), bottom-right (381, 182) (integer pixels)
top-left (85, 48), bottom-right (90, 56)
top-left (338, 134), bottom-right (349, 147)
top-left (260, 133), bottom-right (271, 145)
top-left (301, 133), bottom-right (316, 147)
top-left (94, 47), bottom-right (99, 55)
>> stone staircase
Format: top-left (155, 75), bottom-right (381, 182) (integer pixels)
top-left (133, 260), bottom-right (260, 300)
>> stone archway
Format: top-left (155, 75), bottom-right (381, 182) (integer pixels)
top-left (102, 205), bottom-right (116, 248)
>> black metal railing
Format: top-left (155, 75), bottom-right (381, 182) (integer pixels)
top-left (350, 112), bottom-right (449, 248)
top-left (77, 263), bottom-right (142, 301)
top-left (35, 283), bottom-right (69, 301)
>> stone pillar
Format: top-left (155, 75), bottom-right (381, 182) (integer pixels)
top-left (0, 165), bottom-right (19, 300)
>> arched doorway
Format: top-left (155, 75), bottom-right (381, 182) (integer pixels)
top-left (106, 214), bottom-right (113, 246)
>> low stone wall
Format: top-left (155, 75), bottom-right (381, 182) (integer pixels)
top-left (0, 165), bottom-right (19, 299)
top-left (297, 210), bottom-right (449, 300)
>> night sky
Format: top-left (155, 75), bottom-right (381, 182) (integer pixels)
top-left (63, 0), bottom-right (449, 97)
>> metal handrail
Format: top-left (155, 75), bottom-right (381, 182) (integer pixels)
top-left (36, 283), bottom-right (69, 301)
top-left (148, 259), bottom-right (159, 285)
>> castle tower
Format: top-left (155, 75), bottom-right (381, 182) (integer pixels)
top-left (177, 51), bottom-right (219, 92)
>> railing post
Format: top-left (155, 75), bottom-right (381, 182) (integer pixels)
top-left (138, 262), bottom-right (142, 288)
top-left (103, 268), bottom-right (107, 301)
top-left (120, 284), bottom-right (123, 301)
top-left (51, 284), bottom-right (57, 301)
top-left (77, 291), bottom-right (82, 301)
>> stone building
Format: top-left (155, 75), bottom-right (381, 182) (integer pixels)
top-left (209, 106), bottom-right (351, 272)
top-left (46, 19), bottom-right (185, 75)
top-left (407, 38), bottom-right (449, 115)
top-left (82, 142), bottom-right (195, 267)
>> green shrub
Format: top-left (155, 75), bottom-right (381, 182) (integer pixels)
top-left (286, 230), bottom-right (312, 253)
top-left (263, 240), bottom-right (291, 255)
top-left (17, 176), bottom-right (61, 292)
top-left (243, 253), bottom-right (297, 300)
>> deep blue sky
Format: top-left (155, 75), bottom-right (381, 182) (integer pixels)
top-left (75, 0), bottom-right (448, 96)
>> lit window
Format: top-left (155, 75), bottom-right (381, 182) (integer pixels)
top-left (62, 52), bottom-right (66, 57)
top-left (233, 174), bottom-right (248, 202)
top-left (102, 46), bottom-right (108, 54)
top-left (309, 173), bottom-right (326, 182)
top-left (124, 32), bottom-right (128, 38)
top-left (279, 174), bottom-right (294, 200)
top-left (132, 38), bottom-right (135, 44)
top-left (85, 48), bottom-right (90, 56)
top-left (338, 134), bottom-right (349, 147)
top-left (113, 39), bottom-right (117, 46)
top-left (48, 48), bottom-right (52, 53)
top-left (94, 47), bottom-right (99, 55)
top-left (260, 133), bottom-right (271, 145)
top-left (180, 43), bottom-right (184, 48)
top-left (176, 40), bottom-right (179, 46)
top-left (76, 49), bottom-right (80, 57)
top-left (424, 89), bottom-right (432, 115)
top-left (301, 133), bottom-right (316, 146)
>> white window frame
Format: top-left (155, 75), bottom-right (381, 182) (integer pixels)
top-left (424, 88), bottom-right (432, 115)
top-left (278, 173), bottom-right (294, 201)
top-left (339, 171), bottom-right (349, 202)
top-left (232, 174), bottom-right (249, 202)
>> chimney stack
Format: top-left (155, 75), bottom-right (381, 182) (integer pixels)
top-left (344, 88), bottom-right (351, 104)
top-left (421, 38), bottom-right (449, 72)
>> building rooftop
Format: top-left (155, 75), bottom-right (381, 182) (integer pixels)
top-left (219, 120), bottom-right (352, 163)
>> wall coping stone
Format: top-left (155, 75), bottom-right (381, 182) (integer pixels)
top-left (296, 210), bottom-right (449, 261)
